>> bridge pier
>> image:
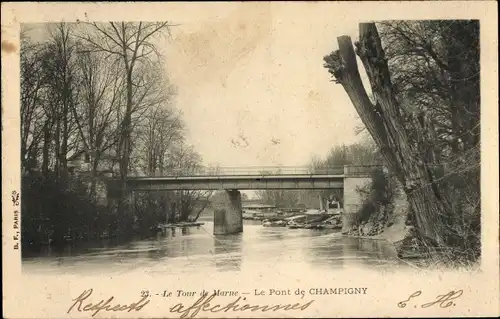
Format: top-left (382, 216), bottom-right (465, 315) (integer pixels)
top-left (342, 166), bottom-right (373, 233)
top-left (213, 189), bottom-right (243, 235)
top-left (103, 165), bottom-right (380, 236)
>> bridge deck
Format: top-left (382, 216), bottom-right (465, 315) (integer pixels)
top-left (104, 166), bottom-right (379, 193)
top-left (107, 174), bottom-right (345, 191)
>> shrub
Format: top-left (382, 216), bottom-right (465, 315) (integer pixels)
top-left (354, 167), bottom-right (395, 226)
top-left (355, 201), bottom-right (377, 224)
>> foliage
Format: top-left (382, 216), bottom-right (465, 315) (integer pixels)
top-left (21, 174), bottom-right (111, 252)
top-left (369, 168), bottom-right (394, 206)
top-left (354, 167), bottom-right (395, 225)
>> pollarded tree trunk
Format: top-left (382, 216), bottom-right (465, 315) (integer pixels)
top-left (324, 23), bottom-right (448, 246)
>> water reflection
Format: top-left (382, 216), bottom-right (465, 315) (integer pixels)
top-left (213, 234), bottom-right (242, 272)
top-left (258, 228), bottom-right (285, 241)
top-left (303, 234), bottom-right (401, 270)
top-left (147, 240), bottom-right (167, 260)
top-left (23, 221), bottom-right (405, 275)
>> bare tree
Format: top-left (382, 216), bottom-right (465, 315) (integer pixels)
top-left (20, 28), bottom-right (46, 173)
top-left (378, 21), bottom-right (479, 159)
top-left (137, 105), bottom-right (183, 176)
top-left (78, 22), bottom-right (172, 182)
top-left (71, 48), bottom-right (124, 200)
top-left (40, 23), bottom-right (81, 176)
top-left (166, 142), bottom-right (212, 222)
top-left (255, 189), bottom-right (299, 208)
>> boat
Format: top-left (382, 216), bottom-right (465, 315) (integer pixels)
top-left (288, 222), bottom-right (306, 229)
top-left (285, 214), bottom-right (306, 223)
top-left (242, 204), bottom-right (277, 220)
top-left (242, 209), bottom-right (262, 220)
top-left (286, 215), bottom-right (307, 229)
top-left (262, 219), bottom-right (287, 227)
top-left (321, 216), bottom-right (343, 229)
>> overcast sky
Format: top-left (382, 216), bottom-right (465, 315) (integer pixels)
top-left (161, 3), bottom-right (368, 168)
top-left (25, 3), bottom-right (371, 169)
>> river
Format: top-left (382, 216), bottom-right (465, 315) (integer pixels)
top-left (22, 216), bottom-right (407, 275)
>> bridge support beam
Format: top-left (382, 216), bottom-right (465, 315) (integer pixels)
top-left (213, 189), bottom-right (243, 235)
top-left (342, 166), bottom-right (373, 233)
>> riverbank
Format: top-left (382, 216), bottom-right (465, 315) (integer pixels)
top-left (344, 191), bottom-right (409, 238)
top-left (339, 213), bottom-right (441, 270)
top-left (340, 193), bottom-right (420, 264)
top-left (342, 213), bottom-right (408, 245)
top-left (339, 202), bottom-right (464, 270)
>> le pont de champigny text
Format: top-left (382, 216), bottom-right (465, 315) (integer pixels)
top-left (256, 287), bottom-right (368, 297)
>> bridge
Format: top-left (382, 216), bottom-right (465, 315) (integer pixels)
top-left (105, 165), bottom-right (380, 235)
top-left (107, 166), bottom-right (349, 191)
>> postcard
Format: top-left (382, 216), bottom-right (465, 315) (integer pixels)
top-left (2, 1), bottom-right (499, 318)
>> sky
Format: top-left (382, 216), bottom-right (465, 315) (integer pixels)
top-left (161, 3), bottom-right (368, 168)
top-left (24, 3), bottom-right (370, 169)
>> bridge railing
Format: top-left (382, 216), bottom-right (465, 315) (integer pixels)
top-left (344, 165), bottom-right (383, 176)
top-left (121, 165), bottom-right (383, 178)
top-left (129, 166), bottom-right (348, 177)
